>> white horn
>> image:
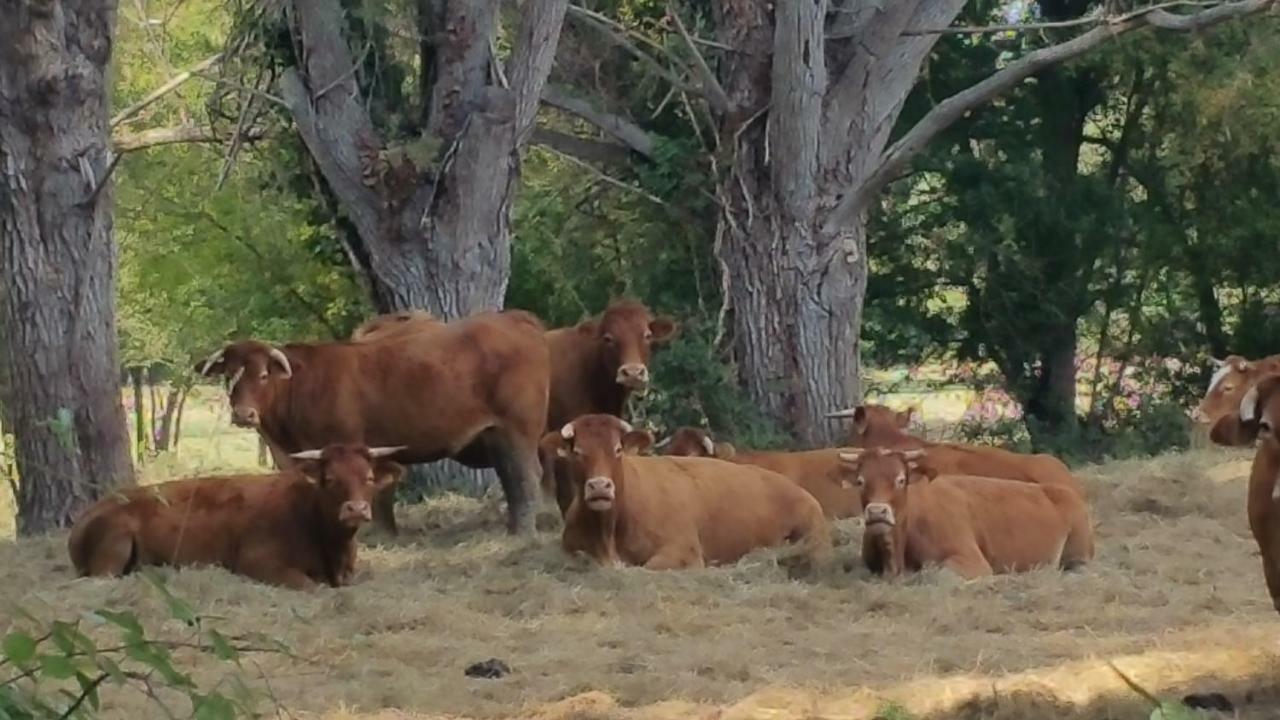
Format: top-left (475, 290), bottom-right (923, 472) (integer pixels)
top-left (560, 423), bottom-right (575, 440)
top-left (838, 450), bottom-right (866, 463)
top-left (653, 436), bottom-right (672, 449)
top-left (1241, 386), bottom-right (1261, 422)
top-left (268, 347), bottom-right (293, 378)
top-left (368, 446), bottom-right (407, 458)
top-left (701, 436), bottom-right (716, 456)
top-left (199, 349), bottom-right (226, 375)
top-left (1210, 357), bottom-right (1227, 368)
top-left (900, 449), bottom-right (926, 461)
top-left (618, 420), bottom-right (634, 433)
top-left (290, 449), bottom-right (323, 460)
top-left (826, 406), bottom-right (861, 419)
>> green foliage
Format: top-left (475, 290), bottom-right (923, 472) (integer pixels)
top-left (0, 571), bottom-right (291, 719)
top-left (872, 701), bottom-right (917, 720)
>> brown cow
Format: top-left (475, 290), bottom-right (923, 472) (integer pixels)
top-left (827, 404), bottom-right (1090, 501)
top-left (1209, 374), bottom-right (1280, 614)
top-left (349, 301), bottom-right (678, 517)
top-left (197, 310), bottom-right (550, 536)
top-left (837, 447), bottom-right (1093, 579)
top-left (67, 444), bottom-right (404, 589)
top-left (656, 427), bottom-right (861, 519)
top-left (1191, 354), bottom-right (1280, 425)
top-left (542, 414), bottom-right (832, 570)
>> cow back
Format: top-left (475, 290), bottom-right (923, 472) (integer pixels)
top-left (727, 448), bottom-right (861, 519)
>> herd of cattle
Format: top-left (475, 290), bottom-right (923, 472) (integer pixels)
top-left (63, 302), bottom-right (1280, 612)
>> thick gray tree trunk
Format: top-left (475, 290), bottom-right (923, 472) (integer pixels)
top-left (0, 0), bottom-right (136, 534)
top-left (712, 0), bottom-right (962, 447)
top-left (278, 0), bottom-right (568, 492)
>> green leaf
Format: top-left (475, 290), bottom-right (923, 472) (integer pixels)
top-left (91, 610), bottom-right (144, 641)
top-left (1, 632), bottom-right (37, 666)
top-left (74, 673), bottom-right (101, 711)
top-left (50, 621), bottom-right (96, 658)
top-left (141, 569), bottom-right (199, 626)
top-left (206, 629), bottom-right (239, 663)
top-left (125, 642), bottom-right (192, 689)
top-left (95, 656), bottom-right (126, 686)
top-left (1150, 703), bottom-right (1201, 720)
top-left (192, 691), bottom-right (236, 720)
top-left (38, 654), bottom-right (77, 680)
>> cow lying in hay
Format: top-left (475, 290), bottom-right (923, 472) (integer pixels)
top-left (837, 447), bottom-right (1093, 579)
top-left (67, 444), bottom-right (404, 590)
top-left (541, 414), bottom-right (833, 571)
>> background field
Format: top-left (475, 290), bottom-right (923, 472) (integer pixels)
top-left (1, 395), bottom-right (1276, 719)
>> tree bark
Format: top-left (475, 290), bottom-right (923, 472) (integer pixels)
top-left (0, 0), bottom-right (135, 534)
top-left (131, 368), bottom-right (146, 460)
top-left (171, 388), bottom-right (188, 450)
top-left (154, 385), bottom-right (183, 452)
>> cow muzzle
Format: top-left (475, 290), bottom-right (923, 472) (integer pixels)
top-left (583, 476), bottom-right (616, 511)
top-left (864, 503), bottom-right (895, 532)
top-left (339, 500), bottom-right (373, 526)
top-left (616, 364), bottom-right (650, 390)
top-left (231, 406), bottom-right (260, 428)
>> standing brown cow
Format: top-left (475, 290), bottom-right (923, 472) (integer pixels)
top-left (353, 300), bottom-right (680, 517)
top-left (1209, 374), bottom-right (1280, 614)
top-left (197, 310), bottom-right (550, 536)
top-left (68, 444), bottom-right (404, 589)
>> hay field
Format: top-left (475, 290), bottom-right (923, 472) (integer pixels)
top-left (2, 446), bottom-right (1279, 719)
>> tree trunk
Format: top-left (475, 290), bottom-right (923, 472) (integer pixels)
top-left (278, 0), bottom-right (567, 493)
top-left (711, 0), bottom-right (958, 447)
top-left (171, 388), bottom-right (188, 450)
top-left (131, 368), bottom-right (146, 460)
top-left (154, 385), bottom-right (182, 452)
top-left (0, 0), bottom-right (136, 535)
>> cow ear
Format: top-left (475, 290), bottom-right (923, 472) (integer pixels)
top-left (575, 320), bottom-right (599, 337)
top-left (622, 430), bottom-right (654, 455)
top-left (897, 406), bottom-right (916, 429)
top-left (295, 460), bottom-right (324, 485)
top-left (373, 459), bottom-right (405, 486)
top-left (540, 430), bottom-right (572, 459)
top-left (905, 460), bottom-right (936, 483)
top-left (852, 406), bottom-right (869, 435)
top-left (648, 316), bottom-right (678, 344)
top-left (714, 442), bottom-right (737, 459)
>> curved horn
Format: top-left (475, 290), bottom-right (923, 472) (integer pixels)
top-left (290, 449), bottom-right (324, 460)
top-left (899, 449), bottom-right (926, 462)
top-left (701, 435), bottom-right (716, 456)
top-left (653, 436), bottom-right (672, 449)
top-left (267, 347), bottom-right (293, 378)
top-left (560, 422), bottom-right (575, 440)
top-left (838, 450), bottom-right (866, 463)
top-left (1241, 386), bottom-right (1261, 422)
top-left (368, 446), bottom-right (407, 458)
top-left (199, 349), bottom-right (226, 375)
top-left (618, 420), bottom-right (634, 433)
top-left (825, 406), bottom-right (861, 419)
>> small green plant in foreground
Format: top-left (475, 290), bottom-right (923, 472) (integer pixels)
top-left (1110, 662), bottom-right (1206, 720)
top-left (873, 701), bottom-right (917, 720)
top-left (0, 570), bottom-right (292, 719)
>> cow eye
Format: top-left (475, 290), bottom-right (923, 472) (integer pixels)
top-left (894, 473), bottom-right (906, 488)
top-left (602, 333), bottom-right (616, 345)
top-left (613, 444), bottom-right (623, 456)
top-left (259, 371), bottom-right (269, 381)
top-left (856, 475), bottom-right (866, 487)
top-left (643, 330), bottom-right (653, 341)
top-left (1223, 383), bottom-right (1236, 391)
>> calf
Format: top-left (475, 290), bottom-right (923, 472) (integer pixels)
top-left (656, 427), bottom-right (861, 519)
top-left (1209, 374), bottom-right (1280, 614)
top-left (1192, 354), bottom-right (1280, 425)
top-left (838, 448), bottom-right (1093, 579)
top-left (198, 310), bottom-right (550, 536)
top-left (543, 415), bottom-right (832, 570)
top-left (67, 444), bottom-right (404, 589)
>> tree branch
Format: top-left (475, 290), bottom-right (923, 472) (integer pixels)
top-left (665, 3), bottom-right (733, 114)
top-left (822, 0), bottom-right (1279, 234)
top-left (540, 86), bottom-right (656, 158)
top-left (111, 53), bottom-right (224, 128)
top-left (530, 127), bottom-right (631, 166)
top-left (111, 124), bottom-right (266, 153)
top-left (564, 3), bottom-right (698, 93)
top-left (900, 1), bottom-right (1221, 35)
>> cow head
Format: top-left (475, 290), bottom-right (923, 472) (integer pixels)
top-left (579, 301), bottom-right (677, 391)
top-left (1209, 375), bottom-right (1280, 448)
top-left (289, 444), bottom-right (406, 530)
top-left (1192, 356), bottom-right (1267, 425)
top-left (837, 447), bottom-right (934, 535)
top-left (826, 404), bottom-right (917, 448)
top-left (540, 414), bottom-right (653, 512)
top-left (350, 309), bottom-right (439, 342)
top-left (655, 427), bottom-right (719, 457)
top-left (196, 341), bottom-right (295, 429)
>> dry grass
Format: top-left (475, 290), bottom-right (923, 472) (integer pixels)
top-left (2, 447), bottom-right (1279, 719)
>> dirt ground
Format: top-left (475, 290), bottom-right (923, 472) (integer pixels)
top-left (1, 448), bottom-right (1277, 719)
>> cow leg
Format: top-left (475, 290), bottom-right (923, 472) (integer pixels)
top-left (643, 545), bottom-right (703, 571)
top-left (941, 550), bottom-right (993, 580)
top-left (85, 530), bottom-right (136, 577)
top-left (371, 484), bottom-right (399, 537)
top-left (1261, 523), bottom-right (1280, 615)
top-left (237, 551), bottom-right (320, 590)
top-left (488, 431), bottom-right (539, 536)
